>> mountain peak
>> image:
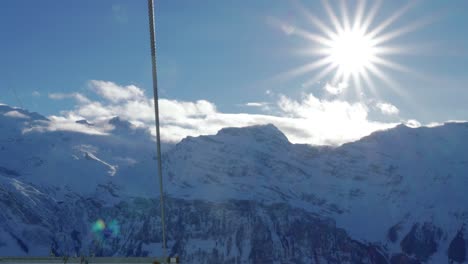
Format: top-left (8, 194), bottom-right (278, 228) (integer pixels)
top-left (108, 116), bottom-right (150, 138)
top-left (174, 124), bottom-right (291, 156)
top-left (109, 116), bottom-right (132, 130)
top-left (0, 104), bottom-right (48, 121)
top-left (216, 124), bottom-right (290, 144)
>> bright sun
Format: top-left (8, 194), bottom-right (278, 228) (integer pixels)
top-left (274, 0), bottom-right (423, 95)
top-left (328, 29), bottom-right (375, 78)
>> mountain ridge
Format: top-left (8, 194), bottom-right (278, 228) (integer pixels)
top-left (0, 104), bottom-right (467, 263)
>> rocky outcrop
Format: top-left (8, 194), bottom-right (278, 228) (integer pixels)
top-left (0, 177), bottom-right (388, 263)
top-left (448, 228), bottom-right (466, 263)
top-left (388, 223), bottom-right (403, 243)
top-left (400, 223), bottom-right (442, 262)
top-left (390, 253), bottom-right (421, 264)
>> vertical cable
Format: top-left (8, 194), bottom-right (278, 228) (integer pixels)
top-left (147, 0), bottom-right (167, 261)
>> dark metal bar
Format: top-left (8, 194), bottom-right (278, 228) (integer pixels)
top-left (147, 0), bottom-right (168, 261)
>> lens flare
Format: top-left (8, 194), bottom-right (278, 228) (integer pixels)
top-left (91, 219), bottom-right (120, 240)
top-left (107, 220), bottom-right (120, 237)
top-left (92, 219), bottom-right (106, 233)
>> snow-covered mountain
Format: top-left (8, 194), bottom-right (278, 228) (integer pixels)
top-left (0, 104), bottom-right (467, 263)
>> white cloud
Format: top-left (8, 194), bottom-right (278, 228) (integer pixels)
top-left (49, 93), bottom-right (90, 104)
top-left (275, 94), bottom-right (396, 144)
top-left (425, 122), bottom-right (443, 127)
top-left (244, 102), bottom-right (272, 112)
top-left (245, 102), bottom-right (267, 107)
top-left (4, 111), bottom-right (29, 119)
top-left (42, 81), bottom-right (399, 145)
top-left (32, 91), bottom-right (41, 97)
top-left (281, 25), bottom-right (296, 35)
top-left (324, 82), bottom-right (348, 95)
top-left (405, 119), bottom-right (421, 128)
top-left (23, 117), bottom-right (107, 136)
top-left (412, 120), bottom-right (465, 128)
top-left (376, 102), bottom-right (399, 115)
top-left (446, 119), bottom-right (467, 124)
top-left (88, 80), bottom-right (144, 103)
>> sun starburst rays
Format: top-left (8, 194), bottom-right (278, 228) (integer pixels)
top-left (274, 0), bottom-right (425, 98)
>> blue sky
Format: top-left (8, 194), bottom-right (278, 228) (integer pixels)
top-left (1, 0), bottom-right (468, 145)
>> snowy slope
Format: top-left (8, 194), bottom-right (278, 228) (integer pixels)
top-left (0, 105), bottom-right (165, 198)
top-left (164, 122), bottom-right (468, 263)
top-left (0, 104), bottom-right (467, 263)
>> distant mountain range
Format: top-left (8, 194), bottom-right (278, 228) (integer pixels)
top-left (0, 104), bottom-right (467, 263)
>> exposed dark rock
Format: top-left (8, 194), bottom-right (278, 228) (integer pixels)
top-left (0, 166), bottom-right (20, 177)
top-left (390, 253), bottom-right (421, 264)
top-left (0, 180), bottom-right (395, 264)
top-left (365, 244), bottom-right (388, 264)
top-left (448, 228), bottom-right (466, 263)
top-left (71, 230), bottom-right (82, 255)
top-left (8, 232), bottom-right (28, 253)
top-left (76, 120), bottom-right (94, 126)
top-left (388, 223), bottom-right (403, 243)
top-left (400, 223), bottom-right (442, 262)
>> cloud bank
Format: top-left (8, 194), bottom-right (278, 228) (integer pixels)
top-left (376, 102), bottom-right (399, 115)
top-left (43, 80), bottom-right (400, 146)
top-left (4, 110), bottom-right (30, 119)
top-left (324, 82), bottom-right (348, 95)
